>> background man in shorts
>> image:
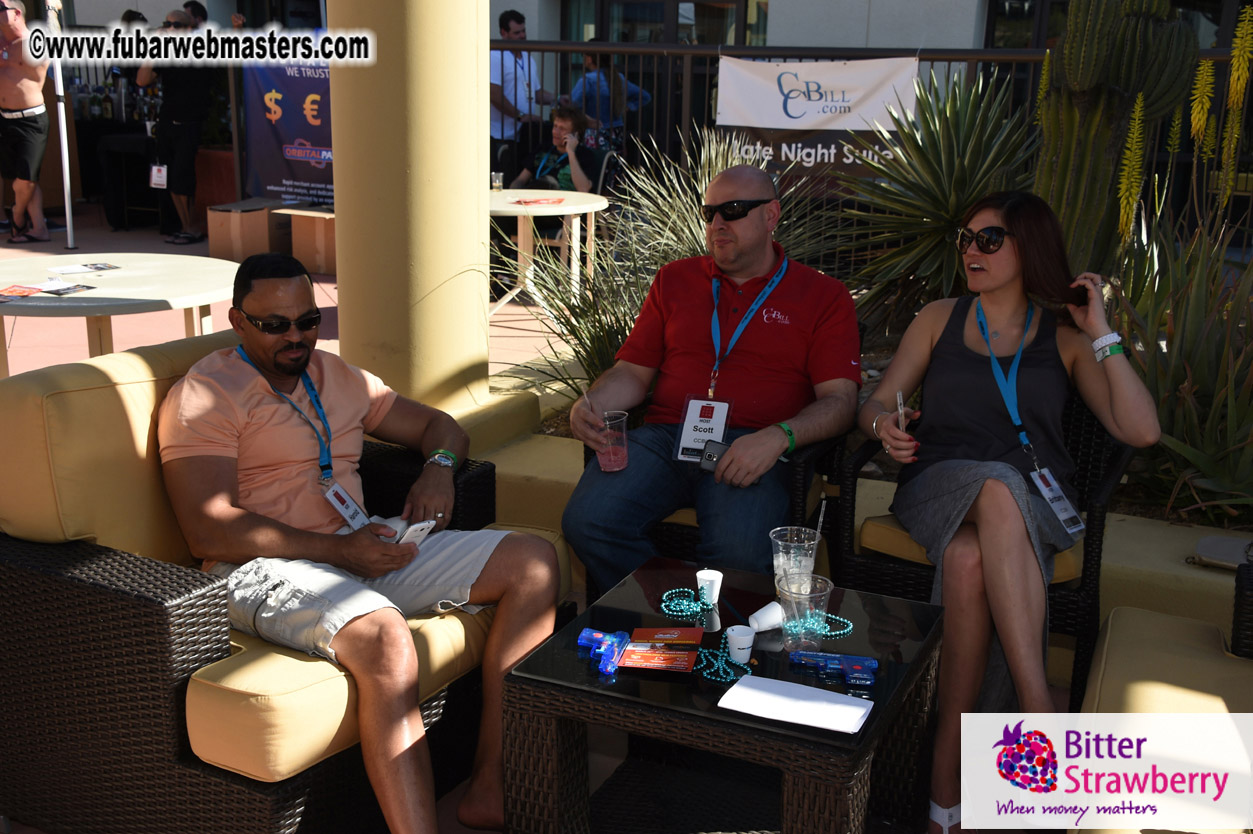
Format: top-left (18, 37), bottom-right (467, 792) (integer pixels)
top-left (0, 0), bottom-right (50, 244)
top-left (158, 253), bottom-right (560, 832)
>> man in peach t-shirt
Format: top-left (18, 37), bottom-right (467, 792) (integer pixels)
top-left (158, 253), bottom-right (559, 833)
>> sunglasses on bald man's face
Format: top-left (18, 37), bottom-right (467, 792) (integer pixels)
top-left (161, 19), bottom-right (190, 28)
top-left (699, 198), bottom-right (772, 224)
top-left (955, 225), bottom-right (1014, 255)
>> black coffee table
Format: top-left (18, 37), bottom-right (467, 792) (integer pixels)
top-left (502, 558), bottom-right (943, 833)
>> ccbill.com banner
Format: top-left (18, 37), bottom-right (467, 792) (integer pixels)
top-left (715, 56), bottom-right (916, 132)
top-left (714, 56), bottom-right (916, 178)
top-left (963, 713), bottom-right (1253, 829)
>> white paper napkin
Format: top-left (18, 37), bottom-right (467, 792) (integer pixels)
top-left (718, 674), bottom-right (873, 734)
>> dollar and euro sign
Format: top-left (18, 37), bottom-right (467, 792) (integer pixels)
top-left (263, 90), bottom-right (323, 126)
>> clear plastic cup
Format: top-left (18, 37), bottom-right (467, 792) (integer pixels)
top-left (490, 171), bottom-right (504, 191)
top-left (775, 573), bottom-right (834, 652)
top-left (596, 410), bottom-right (629, 472)
top-left (770, 525), bottom-right (819, 585)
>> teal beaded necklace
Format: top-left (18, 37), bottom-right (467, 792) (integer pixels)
top-left (694, 632), bottom-right (752, 682)
top-left (660, 587), bottom-right (713, 620)
top-left (784, 611), bottom-right (854, 639)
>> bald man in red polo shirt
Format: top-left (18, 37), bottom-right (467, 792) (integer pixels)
top-left (563, 165), bottom-right (861, 595)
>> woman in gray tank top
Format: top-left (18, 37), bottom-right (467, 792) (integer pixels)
top-left (856, 191), bottom-right (1160, 834)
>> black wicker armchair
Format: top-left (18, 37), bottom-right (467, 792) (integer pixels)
top-left (830, 390), bottom-right (1135, 712)
top-left (0, 444), bottom-right (495, 834)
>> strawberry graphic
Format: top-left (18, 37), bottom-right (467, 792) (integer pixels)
top-left (992, 721), bottom-right (1058, 793)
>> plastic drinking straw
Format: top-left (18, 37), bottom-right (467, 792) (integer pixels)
top-left (814, 494), bottom-right (828, 537)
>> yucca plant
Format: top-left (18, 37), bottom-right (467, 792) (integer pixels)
top-left (500, 126), bottom-right (837, 400)
top-left (1117, 220), bottom-right (1253, 523)
top-left (834, 69), bottom-right (1036, 333)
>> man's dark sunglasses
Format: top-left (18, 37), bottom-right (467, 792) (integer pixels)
top-left (236, 308), bottom-right (322, 335)
top-left (161, 19), bottom-right (190, 28)
top-left (699, 198), bottom-right (772, 224)
top-left (955, 225), bottom-right (1014, 255)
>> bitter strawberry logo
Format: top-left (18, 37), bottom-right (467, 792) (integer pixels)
top-left (993, 721), bottom-right (1058, 793)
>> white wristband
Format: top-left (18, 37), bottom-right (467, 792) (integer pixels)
top-left (1091, 332), bottom-right (1121, 351)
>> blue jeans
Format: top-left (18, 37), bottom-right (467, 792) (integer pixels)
top-left (562, 423), bottom-right (791, 594)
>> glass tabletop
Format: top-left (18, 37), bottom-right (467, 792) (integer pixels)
top-left (512, 557), bottom-right (943, 751)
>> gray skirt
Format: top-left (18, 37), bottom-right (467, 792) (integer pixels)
top-left (891, 459), bottom-right (1076, 710)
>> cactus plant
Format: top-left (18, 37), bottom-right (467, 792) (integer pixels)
top-left (1034, 0), bottom-right (1197, 275)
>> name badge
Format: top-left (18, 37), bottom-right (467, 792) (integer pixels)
top-left (1030, 467), bottom-right (1086, 536)
top-left (149, 164), bottom-right (168, 189)
top-left (674, 397), bottom-right (730, 462)
top-left (324, 481), bottom-right (369, 530)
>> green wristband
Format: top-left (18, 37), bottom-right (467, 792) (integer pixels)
top-left (429, 448), bottom-right (459, 469)
top-left (775, 422), bottom-right (796, 455)
top-left (1095, 344), bottom-right (1126, 363)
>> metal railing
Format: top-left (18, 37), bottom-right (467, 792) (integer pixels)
top-left (500, 42), bottom-right (1055, 165)
top-left (498, 40), bottom-right (1237, 173)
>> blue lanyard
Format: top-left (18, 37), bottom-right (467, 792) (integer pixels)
top-left (974, 299), bottom-right (1035, 450)
top-left (708, 257), bottom-right (787, 397)
top-left (535, 151), bottom-right (567, 179)
top-left (235, 345), bottom-right (335, 485)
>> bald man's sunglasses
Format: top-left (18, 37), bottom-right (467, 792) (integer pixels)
top-left (699, 198), bottom-right (772, 224)
top-left (161, 20), bottom-right (190, 28)
top-left (236, 309), bottom-right (322, 334)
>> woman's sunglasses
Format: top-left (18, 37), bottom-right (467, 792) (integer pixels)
top-left (699, 198), bottom-right (772, 224)
top-left (955, 225), bottom-right (1013, 255)
top-left (236, 308), bottom-right (322, 335)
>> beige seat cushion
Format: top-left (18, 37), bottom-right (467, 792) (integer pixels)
top-left (1082, 606), bottom-right (1253, 714)
top-left (186, 525), bottom-right (570, 782)
top-left (859, 513), bottom-right (1082, 583)
top-left (0, 330), bottom-right (239, 564)
top-left (1074, 607), bottom-right (1251, 834)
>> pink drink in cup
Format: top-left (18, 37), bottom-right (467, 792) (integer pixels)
top-left (596, 410), bottom-right (629, 472)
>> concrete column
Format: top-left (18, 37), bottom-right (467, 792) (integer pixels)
top-left (327, 0), bottom-right (491, 410)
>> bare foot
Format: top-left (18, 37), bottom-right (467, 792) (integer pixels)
top-left (456, 768), bottom-right (504, 830)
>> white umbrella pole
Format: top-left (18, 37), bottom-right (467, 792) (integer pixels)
top-left (50, 59), bottom-right (75, 249)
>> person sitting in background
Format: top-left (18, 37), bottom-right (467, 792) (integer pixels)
top-left (858, 191), bottom-right (1160, 834)
top-left (565, 39), bottom-right (650, 151)
top-left (508, 104), bottom-right (594, 193)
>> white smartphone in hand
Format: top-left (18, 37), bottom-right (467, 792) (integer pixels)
top-left (372, 516), bottom-right (436, 547)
